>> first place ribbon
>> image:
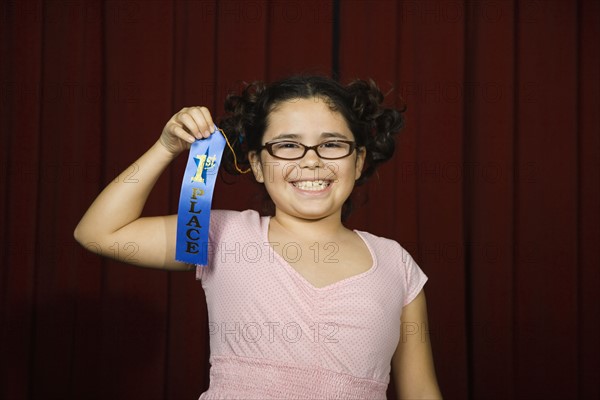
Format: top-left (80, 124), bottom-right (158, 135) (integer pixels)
top-left (175, 126), bottom-right (226, 270)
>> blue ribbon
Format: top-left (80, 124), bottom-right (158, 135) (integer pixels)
top-left (175, 127), bottom-right (226, 267)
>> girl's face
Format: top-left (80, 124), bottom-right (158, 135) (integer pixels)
top-left (249, 97), bottom-right (365, 222)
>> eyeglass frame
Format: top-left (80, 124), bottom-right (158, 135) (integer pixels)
top-left (260, 139), bottom-right (358, 160)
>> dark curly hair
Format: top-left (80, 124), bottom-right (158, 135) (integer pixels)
top-left (218, 75), bottom-right (405, 217)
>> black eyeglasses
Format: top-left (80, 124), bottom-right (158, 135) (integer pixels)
top-left (261, 140), bottom-right (357, 160)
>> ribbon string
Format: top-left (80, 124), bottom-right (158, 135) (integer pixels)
top-left (217, 128), bottom-right (251, 174)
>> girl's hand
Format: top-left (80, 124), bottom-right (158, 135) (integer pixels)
top-left (159, 106), bottom-right (216, 155)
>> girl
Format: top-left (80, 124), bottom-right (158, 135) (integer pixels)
top-left (75, 76), bottom-right (442, 399)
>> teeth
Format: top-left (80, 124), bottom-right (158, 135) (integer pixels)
top-left (293, 180), bottom-right (329, 191)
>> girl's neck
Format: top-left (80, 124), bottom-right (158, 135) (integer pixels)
top-left (270, 211), bottom-right (349, 241)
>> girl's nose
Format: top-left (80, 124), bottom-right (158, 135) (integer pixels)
top-left (300, 147), bottom-right (324, 168)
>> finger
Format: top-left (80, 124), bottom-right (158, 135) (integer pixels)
top-left (198, 107), bottom-right (215, 135)
top-left (177, 112), bottom-right (201, 139)
top-left (189, 106), bottom-right (214, 138)
top-left (172, 124), bottom-right (196, 144)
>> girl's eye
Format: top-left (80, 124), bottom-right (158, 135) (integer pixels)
top-left (275, 142), bottom-right (301, 149)
top-left (320, 141), bottom-right (343, 148)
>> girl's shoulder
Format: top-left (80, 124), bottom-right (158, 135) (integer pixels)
top-left (211, 208), bottom-right (261, 223)
top-left (355, 229), bottom-right (410, 257)
top-left (356, 230), bottom-right (427, 305)
top-left (355, 229), bottom-right (420, 269)
top-left (210, 209), bottom-right (266, 237)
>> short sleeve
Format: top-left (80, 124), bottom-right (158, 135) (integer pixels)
top-left (401, 249), bottom-right (428, 306)
top-left (197, 209), bottom-right (263, 284)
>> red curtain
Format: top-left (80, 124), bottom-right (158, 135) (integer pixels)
top-left (1, 1), bottom-right (598, 399)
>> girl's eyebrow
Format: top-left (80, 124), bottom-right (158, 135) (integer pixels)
top-left (270, 132), bottom-right (349, 141)
top-left (270, 133), bottom-right (301, 141)
top-left (321, 132), bottom-right (349, 139)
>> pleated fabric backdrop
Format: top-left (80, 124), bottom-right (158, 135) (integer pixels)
top-left (1, 1), bottom-right (598, 399)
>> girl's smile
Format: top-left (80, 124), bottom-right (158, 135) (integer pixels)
top-left (290, 179), bottom-right (331, 192)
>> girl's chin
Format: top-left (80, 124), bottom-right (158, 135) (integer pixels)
top-left (277, 206), bottom-right (342, 221)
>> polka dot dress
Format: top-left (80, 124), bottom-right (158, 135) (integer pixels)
top-left (198, 210), bottom-right (428, 400)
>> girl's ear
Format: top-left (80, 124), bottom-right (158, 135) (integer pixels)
top-left (248, 151), bottom-right (264, 183)
top-left (354, 146), bottom-right (366, 180)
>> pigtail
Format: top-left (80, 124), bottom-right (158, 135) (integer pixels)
top-left (346, 79), bottom-right (405, 184)
top-left (219, 81), bottom-right (267, 175)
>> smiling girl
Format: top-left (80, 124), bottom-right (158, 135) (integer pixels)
top-left (75, 75), bottom-right (442, 399)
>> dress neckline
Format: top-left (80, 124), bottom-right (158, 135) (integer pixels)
top-left (262, 216), bottom-right (378, 291)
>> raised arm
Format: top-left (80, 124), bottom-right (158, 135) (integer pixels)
top-left (392, 290), bottom-right (443, 399)
top-left (74, 107), bottom-right (215, 270)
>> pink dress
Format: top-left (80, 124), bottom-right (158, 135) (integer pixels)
top-left (198, 210), bottom-right (428, 399)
